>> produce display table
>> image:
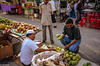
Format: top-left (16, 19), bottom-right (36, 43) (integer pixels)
top-left (22, 6), bottom-right (39, 19)
top-left (0, 30), bottom-right (24, 42)
top-left (22, 7), bottom-right (33, 18)
top-left (0, 29), bottom-right (42, 43)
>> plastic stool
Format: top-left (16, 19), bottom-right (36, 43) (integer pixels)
top-left (78, 17), bottom-right (86, 27)
top-left (94, 12), bottom-right (99, 19)
top-left (17, 5), bottom-right (23, 14)
top-left (88, 14), bottom-right (94, 23)
top-left (89, 18), bottom-right (97, 28)
top-left (85, 12), bottom-right (90, 22)
top-left (81, 11), bottom-right (85, 17)
top-left (96, 19), bottom-right (100, 29)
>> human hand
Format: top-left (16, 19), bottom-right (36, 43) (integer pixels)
top-left (37, 43), bottom-right (44, 47)
top-left (65, 44), bottom-right (70, 49)
top-left (49, 48), bottom-right (56, 51)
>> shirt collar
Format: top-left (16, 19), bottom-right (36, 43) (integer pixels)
top-left (42, 2), bottom-right (50, 5)
top-left (26, 37), bottom-right (32, 41)
top-left (65, 25), bottom-right (75, 29)
top-left (71, 25), bottom-right (75, 29)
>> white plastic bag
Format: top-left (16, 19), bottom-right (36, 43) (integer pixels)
top-left (31, 49), bottom-right (65, 66)
top-left (40, 44), bottom-right (48, 49)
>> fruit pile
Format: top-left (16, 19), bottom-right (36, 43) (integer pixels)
top-left (0, 17), bottom-right (40, 34)
top-left (83, 62), bottom-right (91, 66)
top-left (14, 22), bottom-right (40, 34)
top-left (47, 45), bottom-right (81, 66)
top-left (10, 22), bottom-right (20, 29)
top-left (0, 1), bottom-right (8, 4)
top-left (35, 45), bottom-right (81, 66)
top-left (0, 45), bottom-right (8, 48)
top-left (4, 26), bottom-right (12, 34)
top-left (0, 17), bottom-right (13, 30)
top-left (0, 24), bottom-right (6, 29)
top-left (0, 17), bottom-right (13, 25)
top-left (64, 51), bottom-right (81, 66)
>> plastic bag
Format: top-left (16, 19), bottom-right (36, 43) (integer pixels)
top-left (40, 44), bottom-right (48, 49)
top-left (31, 49), bottom-right (65, 66)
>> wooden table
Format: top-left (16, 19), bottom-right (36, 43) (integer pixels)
top-left (0, 30), bottom-right (24, 42)
top-left (0, 29), bottom-right (42, 43)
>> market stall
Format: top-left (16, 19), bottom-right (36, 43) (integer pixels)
top-left (0, 1), bottom-right (18, 14)
top-left (1, 4), bottom-right (17, 12)
top-left (21, 0), bottom-right (40, 19)
top-left (0, 17), bottom-right (42, 58)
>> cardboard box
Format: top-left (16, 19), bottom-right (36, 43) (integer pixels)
top-left (0, 40), bottom-right (13, 60)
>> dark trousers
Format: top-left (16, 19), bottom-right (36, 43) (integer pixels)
top-left (42, 25), bottom-right (53, 42)
top-left (60, 37), bottom-right (81, 52)
top-left (75, 11), bottom-right (81, 25)
top-left (21, 62), bottom-right (31, 66)
top-left (51, 11), bottom-right (56, 23)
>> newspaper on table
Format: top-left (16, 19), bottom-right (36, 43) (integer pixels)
top-left (31, 49), bottom-right (65, 66)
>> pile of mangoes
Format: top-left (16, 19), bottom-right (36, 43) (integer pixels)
top-left (83, 62), bottom-right (91, 66)
top-left (0, 45), bottom-right (8, 48)
top-left (35, 45), bottom-right (81, 66)
top-left (47, 45), bottom-right (81, 66)
top-left (0, 17), bottom-right (13, 25)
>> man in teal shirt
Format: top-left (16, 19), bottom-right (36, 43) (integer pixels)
top-left (60, 19), bottom-right (81, 52)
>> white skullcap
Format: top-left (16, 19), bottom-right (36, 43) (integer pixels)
top-left (26, 30), bottom-right (35, 34)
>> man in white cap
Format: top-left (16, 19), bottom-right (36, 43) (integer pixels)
top-left (20, 30), bottom-right (56, 66)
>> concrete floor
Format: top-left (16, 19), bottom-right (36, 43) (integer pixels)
top-left (0, 13), bottom-right (100, 66)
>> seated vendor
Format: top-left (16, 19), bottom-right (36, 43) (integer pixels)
top-left (20, 30), bottom-right (56, 66)
top-left (60, 19), bottom-right (81, 52)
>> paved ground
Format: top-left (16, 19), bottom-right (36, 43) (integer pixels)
top-left (0, 13), bottom-right (100, 66)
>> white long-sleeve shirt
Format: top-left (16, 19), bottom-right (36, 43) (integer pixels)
top-left (49, 0), bottom-right (56, 11)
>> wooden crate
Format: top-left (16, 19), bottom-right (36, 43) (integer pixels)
top-left (0, 40), bottom-right (13, 60)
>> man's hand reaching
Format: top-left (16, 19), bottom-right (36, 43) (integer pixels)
top-left (37, 43), bottom-right (44, 47)
top-left (65, 44), bottom-right (70, 49)
top-left (49, 48), bottom-right (57, 51)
